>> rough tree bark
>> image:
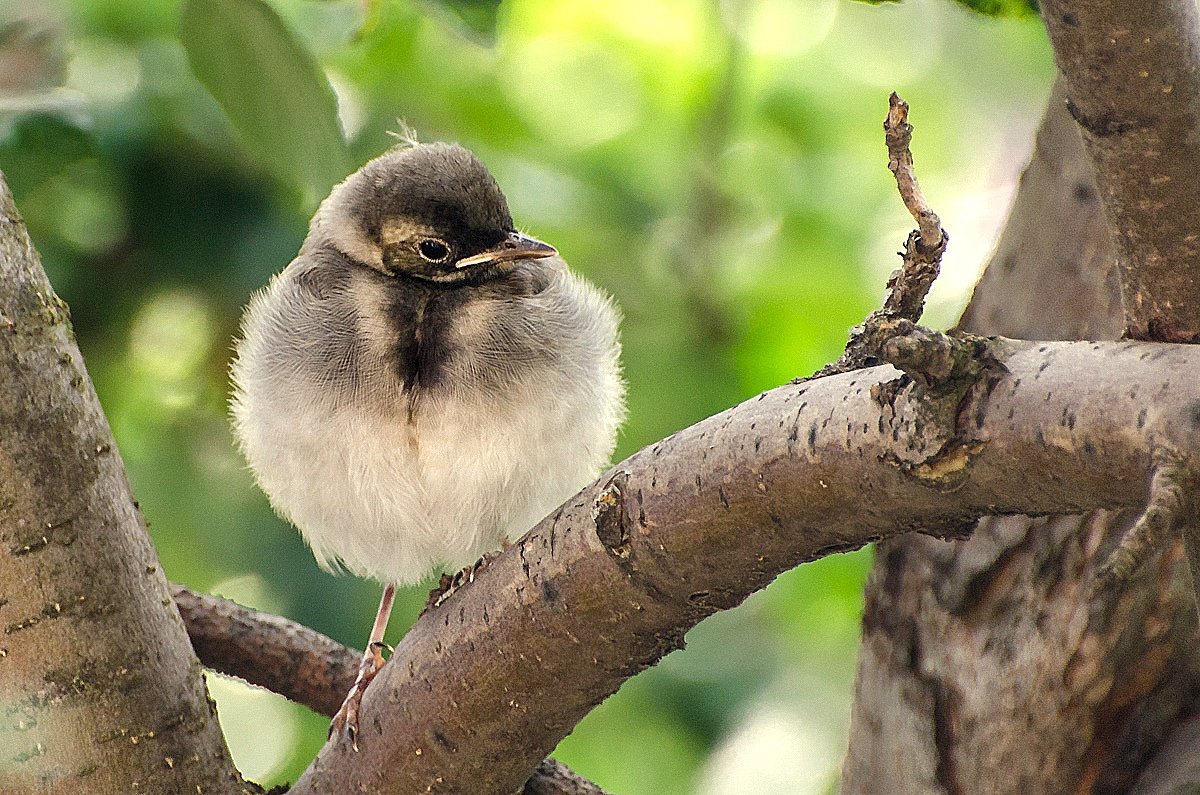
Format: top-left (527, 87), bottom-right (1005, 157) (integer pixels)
top-left (1042, 0), bottom-right (1200, 618)
top-left (842, 6), bottom-right (1200, 788)
top-left (0, 179), bottom-right (250, 793)
top-left (1041, 0), bottom-right (1200, 343)
top-left (279, 319), bottom-right (1200, 792)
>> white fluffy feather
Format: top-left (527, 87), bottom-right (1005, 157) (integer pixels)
top-left (230, 259), bottom-right (623, 584)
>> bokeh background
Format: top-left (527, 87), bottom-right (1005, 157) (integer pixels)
top-left (0, 0), bottom-right (1052, 791)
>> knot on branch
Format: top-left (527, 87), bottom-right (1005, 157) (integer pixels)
top-left (880, 320), bottom-right (1004, 393)
top-left (593, 471), bottom-right (632, 559)
top-left (871, 324), bottom-right (1006, 493)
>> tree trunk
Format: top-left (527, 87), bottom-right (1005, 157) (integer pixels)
top-left (843, 80), bottom-right (1200, 795)
top-left (0, 177), bottom-right (249, 794)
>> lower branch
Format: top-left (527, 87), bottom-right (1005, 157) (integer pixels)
top-left (280, 336), bottom-right (1200, 794)
top-left (172, 586), bottom-right (608, 795)
top-left (173, 585), bottom-right (358, 717)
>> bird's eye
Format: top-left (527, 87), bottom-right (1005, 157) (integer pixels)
top-left (417, 238), bottom-right (451, 263)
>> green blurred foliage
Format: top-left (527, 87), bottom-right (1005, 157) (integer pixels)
top-left (853, 0), bottom-right (1037, 15)
top-left (953, 0), bottom-right (1038, 16)
top-left (0, 0), bottom-right (1052, 790)
top-left (179, 0), bottom-right (349, 204)
top-left (423, 0), bottom-right (505, 41)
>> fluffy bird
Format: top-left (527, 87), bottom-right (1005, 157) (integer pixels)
top-left (230, 141), bottom-right (624, 742)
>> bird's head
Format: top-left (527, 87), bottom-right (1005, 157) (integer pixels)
top-left (310, 142), bottom-right (556, 284)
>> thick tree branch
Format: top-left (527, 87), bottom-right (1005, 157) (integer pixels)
top-left (1041, 0), bottom-right (1200, 651)
top-left (1040, 0), bottom-right (1200, 343)
top-left (284, 332), bottom-right (1200, 794)
top-left (0, 175), bottom-right (248, 792)
top-left (847, 78), bottom-right (1200, 795)
top-left (955, 80), bottom-right (1122, 340)
top-left (171, 586), bottom-right (608, 795)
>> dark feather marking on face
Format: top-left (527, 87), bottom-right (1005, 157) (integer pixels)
top-left (382, 262), bottom-right (557, 399)
top-left (329, 142), bottom-right (562, 398)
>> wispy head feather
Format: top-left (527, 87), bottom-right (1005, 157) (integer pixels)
top-left (386, 120), bottom-right (421, 148)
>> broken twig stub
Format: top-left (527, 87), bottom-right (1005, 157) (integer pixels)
top-left (885, 91), bottom-right (945, 257)
top-left (812, 92), bottom-right (950, 380)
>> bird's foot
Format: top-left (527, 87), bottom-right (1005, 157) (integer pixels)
top-left (422, 546), bottom-right (508, 613)
top-left (329, 640), bottom-right (390, 751)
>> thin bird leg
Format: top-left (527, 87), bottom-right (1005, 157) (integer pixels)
top-left (329, 582), bottom-right (396, 750)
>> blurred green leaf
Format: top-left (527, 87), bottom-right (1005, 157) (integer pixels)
top-left (849, 0), bottom-right (1037, 14)
top-left (0, 115), bottom-right (97, 190)
top-left (952, 0), bottom-right (1038, 15)
top-left (424, 0), bottom-right (502, 43)
top-left (178, 0), bottom-right (348, 205)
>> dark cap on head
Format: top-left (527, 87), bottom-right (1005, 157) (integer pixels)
top-left (313, 141), bottom-right (556, 283)
top-left (351, 143), bottom-right (514, 247)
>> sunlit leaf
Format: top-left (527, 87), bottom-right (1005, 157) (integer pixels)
top-left (179, 0), bottom-right (348, 205)
top-left (424, 0), bottom-right (502, 43)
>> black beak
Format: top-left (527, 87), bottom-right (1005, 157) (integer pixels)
top-left (455, 231), bottom-right (557, 269)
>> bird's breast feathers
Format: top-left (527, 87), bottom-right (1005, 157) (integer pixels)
top-left (230, 256), bottom-right (624, 583)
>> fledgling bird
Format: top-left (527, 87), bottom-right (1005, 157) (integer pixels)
top-left (229, 141), bottom-right (624, 743)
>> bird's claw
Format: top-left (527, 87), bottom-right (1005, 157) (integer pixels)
top-left (369, 639), bottom-right (393, 656)
top-left (329, 642), bottom-right (389, 750)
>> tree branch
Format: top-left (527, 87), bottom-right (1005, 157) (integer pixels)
top-left (282, 331), bottom-right (1200, 794)
top-left (171, 586), bottom-right (609, 795)
top-left (884, 92), bottom-right (945, 261)
top-left (953, 79), bottom-right (1122, 341)
top-left (847, 77), bottom-right (1200, 795)
top-left (1040, 0), bottom-right (1200, 343)
top-left (0, 175), bottom-right (248, 792)
top-left (173, 585), bottom-right (359, 718)
top-left (1041, 0), bottom-right (1200, 658)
